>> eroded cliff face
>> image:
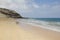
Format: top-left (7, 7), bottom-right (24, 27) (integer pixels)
top-left (0, 8), bottom-right (22, 18)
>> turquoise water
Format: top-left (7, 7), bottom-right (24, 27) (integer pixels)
top-left (33, 18), bottom-right (60, 26)
top-left (18, 18), bottom-right (60, 32)
top-left (34, 18), bottom-right (60, 22)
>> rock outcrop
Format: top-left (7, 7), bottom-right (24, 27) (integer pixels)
top-left (0, 8), bottom-right (22, 18)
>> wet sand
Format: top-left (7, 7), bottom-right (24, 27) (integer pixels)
top-left (0, 18), bottom-right (60, 40)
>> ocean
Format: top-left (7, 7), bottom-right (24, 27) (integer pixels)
top-left (18, 18), bottom-right (60, 32)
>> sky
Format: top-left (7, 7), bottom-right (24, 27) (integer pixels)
top-left (0, 0), bottom-right (60, 18)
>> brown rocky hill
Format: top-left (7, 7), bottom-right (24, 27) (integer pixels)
top-left (0, 8), bottom-right (22, 18)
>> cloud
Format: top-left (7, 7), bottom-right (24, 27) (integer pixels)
top-left (32, 3), bottom-right (39, 8)
top-left (0, 0), bottom-right (39, 12)
top-left (22, 1), bottom-right (60, 18)
top-left (0, 0), bottom-right (28, 11)
top-left (30, 4), bottom-right (60, 18)
top-left (0, 0), bottom-right (60, 18)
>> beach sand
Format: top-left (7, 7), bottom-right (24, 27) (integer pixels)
top-left (0, 18), bottom-right (60, 40)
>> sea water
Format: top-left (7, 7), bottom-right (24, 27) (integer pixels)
top-left (18, 18), bottom-right (60, 32)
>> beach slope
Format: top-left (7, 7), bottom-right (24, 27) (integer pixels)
top-left (0, 18), bottom-right (60, 40)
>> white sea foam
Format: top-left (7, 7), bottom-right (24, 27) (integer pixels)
top-left (17, 19), bottom-right (60, 32)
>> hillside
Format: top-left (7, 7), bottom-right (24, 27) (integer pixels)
top-left (0, 8), bottom-right (22, 18)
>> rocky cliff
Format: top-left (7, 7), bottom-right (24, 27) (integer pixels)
top-left (0, 8), bottom-right (22, 18)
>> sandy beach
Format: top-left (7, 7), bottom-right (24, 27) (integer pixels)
top-left (0, 18), bottom-right (60, 40)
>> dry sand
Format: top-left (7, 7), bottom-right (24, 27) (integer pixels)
top-left (0, 18), bottom-right (60, 40)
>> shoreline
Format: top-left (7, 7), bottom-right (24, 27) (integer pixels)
top-left (0, 18), bottom-right (60, 40)
top-left (18, 22), bottom-right (60, 40)
top-left (18, 21), bottom-right (60, 32)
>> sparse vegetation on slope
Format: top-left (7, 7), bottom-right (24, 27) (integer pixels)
top-left (0, 8), bottom-right (22, 18)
